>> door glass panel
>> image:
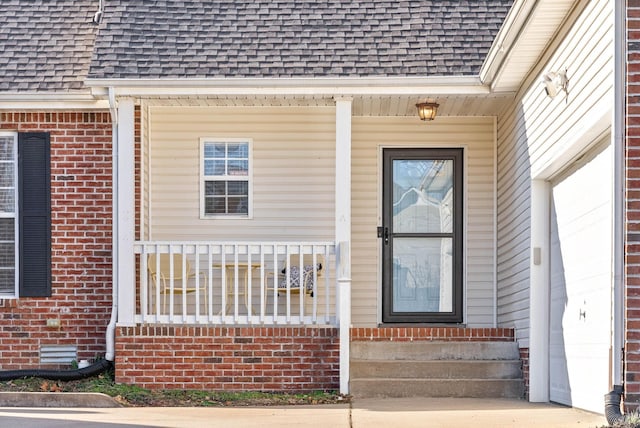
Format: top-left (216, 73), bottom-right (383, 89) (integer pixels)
top-left (392, 237), bottom-right (452, 313)
top-left (392, 159), bottom-right (453, 234)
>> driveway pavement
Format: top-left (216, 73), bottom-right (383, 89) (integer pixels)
top-left (0, 397), bottom-right (608, 428)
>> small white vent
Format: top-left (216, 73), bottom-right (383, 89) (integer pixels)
top-left (40, 345), bottom-right (77, 364)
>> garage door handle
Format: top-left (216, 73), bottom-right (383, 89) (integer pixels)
top-left (579, 309), bottom-right (586, 320)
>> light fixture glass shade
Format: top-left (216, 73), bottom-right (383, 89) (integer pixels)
top-left (416, 102), bottom-right (439, 121)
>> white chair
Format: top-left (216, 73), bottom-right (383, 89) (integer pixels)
top-left (148, 254), bottom-right (207, 313)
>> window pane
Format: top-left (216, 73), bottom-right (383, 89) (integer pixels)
top-left (227, 197), bottom-right (248, 214)
top-left (205, 197), bottom-right (226, 214)
top-left (204, 142), bottom-right (225, 158)
top-left (392, 237), bottom-right (452, 313)
top-left (0, 163), bottom-right (15, 186)
top-left (205, 160), bottom-right (226, 176)
top-left (228, 143), bottom-right (248, 158)
top-left (0, 137), bottom-right (14, 161)
top-left (227, 181), bottom-right (248, 196)
top-left (0, 219), bottom-right (14, 240)
top-left (0, 218), bottom-right (15, 294)
top-left (0, 243), bottom-right (15, 265)
top-left (0, 189), bottom-right (14, 213)
top-left (0, 268), bottom-right (15, 294)
top-left (205, 181), bottom-right (227, 196)
top-left (227, 160), bottom-right (248, 176)
top-left (393, 159), bottom-right (453, 234)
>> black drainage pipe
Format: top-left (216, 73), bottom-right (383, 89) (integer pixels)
top-left (605, 385), bottom-right (625, 426)
top-left (0, 359), bottom-right (112, 382)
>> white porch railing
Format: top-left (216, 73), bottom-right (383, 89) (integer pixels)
top-left (133, 241), bottom-right (336, 326)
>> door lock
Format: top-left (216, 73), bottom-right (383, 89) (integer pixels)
top-left (377, 226), bottom-right (389, 244)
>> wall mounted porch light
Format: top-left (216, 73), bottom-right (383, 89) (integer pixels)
top-left (542, 69), bottom-right (568, 98)
top-left (416, 102), bottom-right (439, 121)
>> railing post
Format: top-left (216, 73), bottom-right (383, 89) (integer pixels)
top-left (337, 241), bottom-right (351, 395)
top-left (335, 97), bottom-right (352, 395)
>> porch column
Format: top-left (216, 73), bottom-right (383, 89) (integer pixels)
top-left (529, 180), bottom-right (550, 402)
top-left (335, 97), bottom-right (352, 395)
top-left (115, 98), bottom-right (136, 326)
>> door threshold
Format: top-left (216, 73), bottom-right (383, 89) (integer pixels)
top-left (378, 323), bottom-right (467, 328)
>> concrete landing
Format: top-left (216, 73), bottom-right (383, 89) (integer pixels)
top-left (0, 397), bottom-right (607, 428)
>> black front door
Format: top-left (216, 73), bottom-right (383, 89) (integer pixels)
top-left (381, 148), bottom-right (463, 323)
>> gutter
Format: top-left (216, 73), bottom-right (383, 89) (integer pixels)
top-left (105, 87), bottom-right (118, 362)
top-left (479, 0), bottom-right (539, 87)
top-left (86, 76), bottom-right (490, 97)
top-left (0, 92), bottom-right (109, 110)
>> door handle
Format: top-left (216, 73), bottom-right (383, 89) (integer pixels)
top-left (377, 226), bottom-right (389, 244)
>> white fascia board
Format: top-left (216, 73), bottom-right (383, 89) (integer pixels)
top-left (479, 0), bottom-right (537, 86)
top-left (481, 0), bottom-right (579, 92)
top-left (0, 92), bottom-right (109, 110)
top-left (86, 76), bottom-right (489, 97)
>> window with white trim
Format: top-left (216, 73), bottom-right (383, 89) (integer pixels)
top-left (0, 133), bottom-right (17, 296)
top-left (0, 131), bottom-right (51, 298)
top-left (200, 139), bottom-right (252, 218)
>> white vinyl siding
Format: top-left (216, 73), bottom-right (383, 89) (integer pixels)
top-left (352, 116), bottom-right (496, 327)
top-left (496, 0), bottom-right (613, 347)
top-left (146, 106), bottom-right (335, 242)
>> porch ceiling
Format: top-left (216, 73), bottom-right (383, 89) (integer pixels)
top-left (140, 93), bottom-right (515, 117)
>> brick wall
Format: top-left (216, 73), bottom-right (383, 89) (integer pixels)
top-left (0, 111), bottom-right (113, 368)
top-left (629, 1), bottom-right (640, 410)
top-left (519, 347), bottom-right (529, 400)
top-left (116, 326), bottom-right (339, 391)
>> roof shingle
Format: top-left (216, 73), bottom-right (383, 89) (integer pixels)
top-left (0, 1), bottom-right (514, 92)
top-left (88, 0), bottom-right (513, 80)
top-left (0, 0), bottom-right (99, 92)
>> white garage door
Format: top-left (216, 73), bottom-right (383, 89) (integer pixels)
top-left (549, 142), bottom-right (612, 414)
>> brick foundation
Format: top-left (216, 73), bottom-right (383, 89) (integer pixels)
top-left (0, 111), bottom-right (113, 369)
top-left (519, 347), bottom-right (529, 400)
top-left (350, 326), bottom-right (515, 342)
top-left (115, 326), bottom-right (340, 391)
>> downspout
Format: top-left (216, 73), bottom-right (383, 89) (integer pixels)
top-left (605, 0), bottom-right (625, 424)
top-left (105, 87), bottom-right (118, 362)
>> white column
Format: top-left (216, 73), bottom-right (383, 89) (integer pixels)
top-left (335, 97), bottom-right (352, 395)
top-left (529, 179), bottom-right (550, 402)
top-left (115, 98), bottom-right (136, 326)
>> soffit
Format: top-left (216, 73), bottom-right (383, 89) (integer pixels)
top-left (487, 0), bottom-right (580, 93)
top-left (141, 93), bottom-right (514, 117)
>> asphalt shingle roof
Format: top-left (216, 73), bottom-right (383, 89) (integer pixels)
top-left (0, 1), bottom-right (99, 92)
top-left (89, 0), bottom-right (513, 80)
top-left (0, 1), bottom-right (514, 92)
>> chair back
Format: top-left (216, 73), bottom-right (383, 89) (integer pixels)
top-left (287, 254), bottom-right (323, 277)
top-left (148, 253), bottom-right (191, 280)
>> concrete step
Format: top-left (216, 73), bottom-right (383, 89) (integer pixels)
top-left (349, 341), bottom-right (524, 399)
top-left (351, 341), bottom-right (520, 361)
top-left (350, 378), bottom-right (525, 399)
top-left (350, 359), bottom-right (522, 380)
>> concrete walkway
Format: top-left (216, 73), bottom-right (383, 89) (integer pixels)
top-left (0, 397), bottom-right (608, 428)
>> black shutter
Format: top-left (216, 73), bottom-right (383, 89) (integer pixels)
top-left (18, 132), bottom-right (51, 297)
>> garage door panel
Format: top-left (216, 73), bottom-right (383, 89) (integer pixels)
top-left (549, 143), bottom-right (612, 414)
